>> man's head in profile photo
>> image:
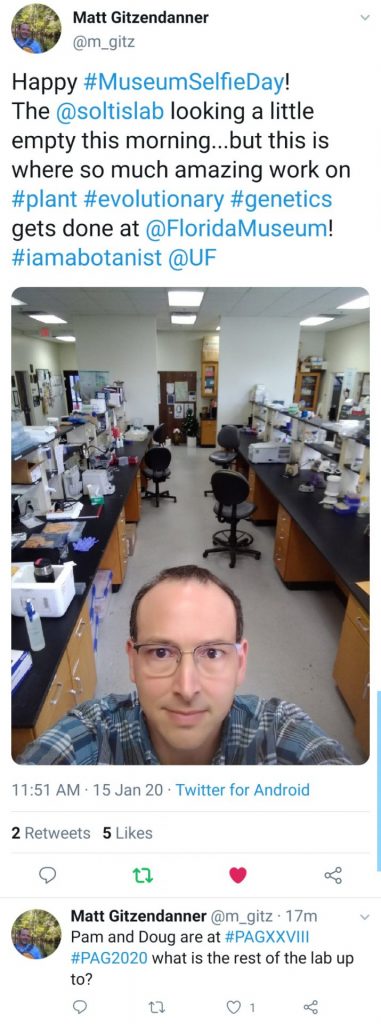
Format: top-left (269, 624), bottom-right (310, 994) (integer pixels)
top-left (18, 564), bottom-right (351, 766)
top-left (14, 927), bottom-right (43, 958)
top-left (12, 910), bottom-right (61, 958)
top-left (15, 20), bottom-right (43, 51)
top-left (12, 4), bottom-right (61, 53)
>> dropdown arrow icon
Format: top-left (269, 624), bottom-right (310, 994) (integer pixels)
top-left (360, 14), bottom-right (370, 19)
top-left (360, 914), bottom-right (370, 920)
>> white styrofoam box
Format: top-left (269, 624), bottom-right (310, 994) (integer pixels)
top-left (248, 441), bottom-right (290, 463)
top-left (11, 562), bottom-right (75, 618)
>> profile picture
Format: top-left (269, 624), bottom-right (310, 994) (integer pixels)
top-left (12, 4), bottom-right (61, 53)
top-left (12, 909), bottom-right (61, 959)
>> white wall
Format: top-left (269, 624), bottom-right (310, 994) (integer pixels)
top-left (12, 333), bottom-right (68, 424)
top-left (218, 317), bottom-right (300, 425)
top-left (72, 315), bottom-right (158, 424)
top-left (156, 331), bottom-right (202, 372)
top-left (156, 331), bottom-right (204, 414)
top-left (12, 332), bottom-right (63, 376)
top-left (316, 322), bottom-right (369, 419)
top-left (299, 330), bottom-right (326, 360)
top-left (323, 322), bottom-right (369, 372)
top-left (57, 344), bottom-right (78, 372)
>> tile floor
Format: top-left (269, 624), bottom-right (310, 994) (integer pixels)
top-left (95, 444), bottom-right (364, 764)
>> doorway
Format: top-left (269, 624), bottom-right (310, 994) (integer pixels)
top-left (329, 374), bottom-right (344, 421)
top-left (158, 371), bottom-right (197, 442)
top-left (63, 370), bottom-right (81, 413)
top-left (15, 371), bottom-right (33, 425)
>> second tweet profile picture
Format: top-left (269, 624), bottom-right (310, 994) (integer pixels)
top-left (12, 909), bottom-right (61, 959)
top-left (11, 4), bottom-right (61, 53)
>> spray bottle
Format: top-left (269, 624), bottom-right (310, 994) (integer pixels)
top-left (24, 599), bottom-right (46, 652)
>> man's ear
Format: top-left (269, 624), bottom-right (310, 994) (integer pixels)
top-left (236, 638), bottom-right (248, 689)
top-left (126, 638), bottom-right (136, 683)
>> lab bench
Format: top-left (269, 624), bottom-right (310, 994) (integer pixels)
top-left (11, 438), bottom-right (149, 757)
top-left (237, 433), bottom-right (369, 607)
top-left (238, 433), bottom-right (370, 755)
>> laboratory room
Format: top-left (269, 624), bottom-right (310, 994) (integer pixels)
top-left (11, 287), bottom-right (370, 766)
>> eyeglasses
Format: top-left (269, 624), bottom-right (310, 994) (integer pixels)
top-left (132, 642), bottom-right (241, 678)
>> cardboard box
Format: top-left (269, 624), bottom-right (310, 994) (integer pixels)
top-left (125, 523), bottom-right (137, 555)
top-left (11, 459), bottom-right (42, 484)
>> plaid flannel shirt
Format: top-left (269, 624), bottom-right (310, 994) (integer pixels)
top-left (18, 693), bottom-right (351, 765)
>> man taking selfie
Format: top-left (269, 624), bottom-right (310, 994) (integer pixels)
top-left (18, 565), bottom-right (350, 766)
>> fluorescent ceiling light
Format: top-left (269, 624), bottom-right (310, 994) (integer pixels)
top-left (11, 297), bottom-right (26, 306)
top-left (168, 291), bottom-right (204, 307)
top-left (171, 314), bottom-right (197, 325)
top-left (336, 295), bottom-right (370, 310)
top-left (55, 335), bottom-right (76, 342)
top-left (29, 313), bottom-right (67, 324)
top-left (299, 316), bottom-right (335, 327)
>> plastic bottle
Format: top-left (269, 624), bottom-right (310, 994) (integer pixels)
top-left (24, 599), bottom-right (46, 652)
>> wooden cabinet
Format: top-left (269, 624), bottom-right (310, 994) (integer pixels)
top-left (247, 467), bottom-right (278, 522)
top-left (99, 509), bottom-right (128, 588)
top-left (12, 603), bottom-right (97, 758)
top-left (200, 419), bottom-right (217, 447)
top-left (124, 470), bottom-right (141, 522)
top-left (273, 504), bottom-right (333, 583)
top-left (201, 361), bottom-right (218, 399)
top-left (294, 371), bottom-right (321, 412)
top-left (333, 594), bottom-right (369, 756)
top-left (67, 605), bottom-right (97, 704)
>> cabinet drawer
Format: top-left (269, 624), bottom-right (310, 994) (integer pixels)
top-left (274, 531), bottom-right (289, 559)
top-left (99, 520), bottom-right (122, 583)
top-left (276, 505), bottom-right (291, 540)
top-left (67, 604), bottom-right (97, 704)
top-left (67, 605), bottom-right (92, 671)
top-left (247, 467), bottom-right (256, 501)
top-left (345, 595), bottom-right (369, 645)
top-left (354, 683), bottom-right (370, 757)
top-left (124, 475), bottom-right (141, 521)
top-left (201, 420), bottom-right (217, 446)
top-left (34, 651), bottom-right (75, 736)
top-left (333, 614), bottom-right (369, 720)
top-left (273, 548), bottom-right (287, 577)
top-left (117, 511), bottom-right (126, 541)
top-left (248, 469), bottom-right (278, 522)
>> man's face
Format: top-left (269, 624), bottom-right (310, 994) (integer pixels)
top-left (19, 930), bottom-right (31, 946)
top-left (18, 23), bottom-right (31, 39)
top-left (127, 579), bottom-right (248, 764)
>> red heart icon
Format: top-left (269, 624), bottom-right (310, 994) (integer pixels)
top-left (229, 867), bottom-right (247, 883)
